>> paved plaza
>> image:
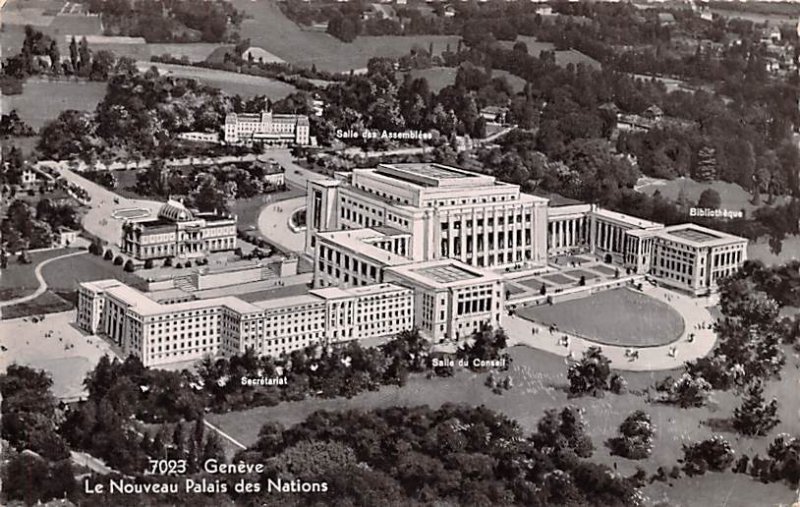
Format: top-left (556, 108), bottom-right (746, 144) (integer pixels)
top-left (502, 284), bottom-right (717, 371)
top-left (505, 254), bottom-right (625, 301)
top-left (0, 310), bottom-right (120, 400)
top-left (257, 196), bottom-right (306, 253)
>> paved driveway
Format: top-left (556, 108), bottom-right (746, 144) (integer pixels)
top-left (257, 196), bottom-right (306, 253)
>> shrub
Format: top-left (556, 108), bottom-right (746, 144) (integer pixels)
top-left (163, 257), bottom-right (172, 267)
top-left (123, 260), bottom-right (135, 272)
top-left (103, 250), bottom-right (113, 261)
top-left (681, 436), bottom-right (735, 476)
top-left (144, 259), bottom-right (154, 269)
top-left (608, 410), bottom-right (654, 459)
top-left (185, 261), bottom-right (192, 268)
top-left (88, 241), bottom-right (102, 255)
top-left (175, 262), bottom-right (183, 269)
top-left (113, 255), bottom-right (124, 266)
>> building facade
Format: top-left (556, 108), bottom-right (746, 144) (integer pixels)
top-left (224, 110), bottom-right (310, 146)
top-left (122, 200), bottom-right (237, 261)
top-left (77, 279), bottom-right (413, 367)
top-left (546, 205), bottom-right (747, 296)
top-left (305, 163), bottom-right (549, 270)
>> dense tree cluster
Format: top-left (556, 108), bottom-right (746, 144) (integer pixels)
top-left (0, 366), bottom-right (76, 504)
top-left (0, 110), bottom-right (35, 137)
top-left (568, 347), bottom-right (625, 397)
top-left (86, 0), bottom-right (241, 43)
top-left (238, 404), bottom-right (642, 506)
top-left (733, 381), bottom-right (780, 437)
top-left (199, 328), bottom-right (431, 412)
top-left (1, 199), bottom-right (78, 251)
top-left (39, 64), bottom-right (230, 160)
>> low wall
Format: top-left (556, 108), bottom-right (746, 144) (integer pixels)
top-left (196, 265), bottom-right (264, 290)
top-left (510, 275), bottom-right (645, 307)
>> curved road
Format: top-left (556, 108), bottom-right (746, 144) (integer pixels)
top-left (257, 196), bottom-right (307, 253)
top-left (502, 284), bottom-right (717, 372)
top-left (0, 250), bottom-right (88, 310)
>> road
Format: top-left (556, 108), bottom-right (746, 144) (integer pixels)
top-left (257, 196), bottom-right (306, 253)
top-left (0, 250), bottom-right (87, 310)
top-left (41, 162), bottom-right (163, 247)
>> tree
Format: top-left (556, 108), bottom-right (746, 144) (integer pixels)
top-left (113, 255), bottom-right (124, 266)
top-left (697, 188), bottom-right (721, 209)
top-left (733, 381), bottom-right (779, 436)
top-left (144, 258), bottom-right (154, 269)
top-left (123, 259), bottom-right (135, 272)
top-left (681, 436), bottom-right (735, 475)
top-left (69, 36), bottom-right (78, 71)
top-left (103, 249), bottom-right (113, 260)
top-left (568, 346), bottom-right (612, 396)
top-left (608, 410), bottom-right (654, 459)
top-left (657, 373), bottom-right (711, 408)
top-left (695, 146), bottom-right (718, 182)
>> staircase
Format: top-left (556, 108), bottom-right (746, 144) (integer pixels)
top-left (173, 273), bottom-right (198, 292)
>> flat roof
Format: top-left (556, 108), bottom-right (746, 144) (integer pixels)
top-left (386, 259), bottom-right (501, 290)
top-left (413, 264), bottom-right (479, 284)
top-left (372, 163), bottom-right (495, 189)
top-left (593, 208), bottom-right (663, 230)
top-left (311, 283), bottom-right (410, 300)
top-left (100, 282), bottom-right (265, 316)
top-left (658, 223), bottom-right (746, 248)
top-left (316, 228), bottom-right (412, 267)
top-left (253, 294), bottom-right (322, 311)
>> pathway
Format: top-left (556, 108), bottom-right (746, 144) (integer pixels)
top-left (502, 284), bottom-right (717, 372)
top-left (257, 196), bottom-right (306, 253)
top-left (204, 419), bottom-right (247, 451)
top-left (0, 250), bottom-right (87, 309)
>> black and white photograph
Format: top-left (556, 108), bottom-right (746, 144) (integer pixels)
top-left (3, 0), bottom-right (800, 505)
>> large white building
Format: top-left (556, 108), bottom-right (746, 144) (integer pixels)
top-left (77, 279), bottom-right (413, 367)
top-left (224, 110), bottom-right (310, 146)
top-left (122, 200), bottom-right (237, 261)
top-left (305, 163), bottom-right (549, 269)
top-left (545, 204), bottom-right (747, 296)
top-left (78, 163), bottom-right (749, 367)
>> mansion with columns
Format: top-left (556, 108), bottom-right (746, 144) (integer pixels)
top-left (122, 200), bottom-right (237, 261)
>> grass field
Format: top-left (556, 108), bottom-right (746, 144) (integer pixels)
top-left (397, 66), bottom-right (528, 93)
top-left (499, 36), bottom-right (601, 69)
top-left (515, 288), bottom-right (684, 347)
top-left (147, 43), bottom-right (223, 62)
top-left (0, 248), bottom-right (72, 301)
top-left (229, 0), bottom-right (460, 73)
top-left (207, 343), bottom-right (799, 506)
top-left (1, 79), bottom-right (106, 129)
top-left (40, 252), bottom-right (146, 292)
top-left (137, 61), bottom-right (297, 98)
top-left (635, 176), bottom-right (790, 217)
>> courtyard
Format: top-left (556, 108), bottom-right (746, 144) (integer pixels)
top-left (515, 288), bottom-right (684, 347)
top-left (0, 310), bottom-right (119, 400)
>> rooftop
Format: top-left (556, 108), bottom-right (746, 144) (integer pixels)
top-left (658, 223), bottom-right (746, 247)
top-left (593, 208), bottom-right (664, 230)
top-left (386, 259), bottom-right (501, 289)
top-left (317, 228), bottom-right (413, 267)
top-left (311, 283), bottom-right (410, 300)
top-left (371, 163), bottom-right (495, 189)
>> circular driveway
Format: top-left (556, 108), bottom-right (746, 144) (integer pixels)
top-left (257, 196), bottom-right (306, 253)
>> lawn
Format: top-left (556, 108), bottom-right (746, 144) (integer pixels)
top-left (635, 176), bottom-right (790, 217)
top-left (541, 273), bottom-right (576, 285)
top-left (137, 62), bottom-right (297, 98)
top-left (498, 36), bottom-right (601, 69)
top-left (207, 343), bottom-right (799, 506)
top-left (229, 0), bottom-right (460, 73)
top-left (1, 290), bottom-right (72, 320)
top-left (518, 277), bottom-right (549, 291)
top-left (515, 288), bottom-right (684, 347)
top-left (147, 43), bottom-right (224, 62)
top-left (0, 247), bottom-right (72, 301)
top-left (0, 78), bottom-right (107, 130)
top-left (40, 252), bottom-right (147, 292)
top-left (748, 235), bottom-right (800, 266)
top-left (397, 67), bottom-right (527, 94)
